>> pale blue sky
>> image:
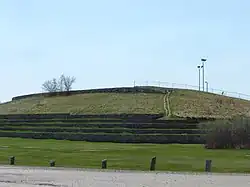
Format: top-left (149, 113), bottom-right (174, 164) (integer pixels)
top-left (0, 0), bottom-right (250, 102)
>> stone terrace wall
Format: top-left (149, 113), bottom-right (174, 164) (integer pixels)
top-left (0, 113), bottom-right (165, 120)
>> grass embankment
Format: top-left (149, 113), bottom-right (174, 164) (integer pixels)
top-left (0, 93), bottom-right (164, 114)
top-left (170, 90), bottom-right (250, 118)
top-left (1, 138), bottom-right (250, 173)
top-left (1, 87), bottom-right (250, 118)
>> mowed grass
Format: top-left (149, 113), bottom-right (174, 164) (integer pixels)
top-left (1, 138), bottom-right (250, 173)
top-left (170, 90), bottom-right (250, 118)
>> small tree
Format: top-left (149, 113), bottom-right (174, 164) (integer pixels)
top-left (42, 78), bottom-right (58, 92)
top-left (42, 74), bottom-right (76, 92)
top-left (57, 75), bottom-right (64, 92)
top-left (60, 74), bottom-right (76, 92)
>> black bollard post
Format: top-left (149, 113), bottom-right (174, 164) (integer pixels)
top-left (9, 156), bottom-right (15, 165)
top-left (205, 160), bottom-right (212, 172)
top-left (50, 160), bottom-right (56, 167)
top-left (102, 159), bottom-right (107, 169)
top-left (150, 156), bottom-right (156, 171)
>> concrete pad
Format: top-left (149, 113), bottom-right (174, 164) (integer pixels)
top-left (0, 166), bottom-right (249, 187)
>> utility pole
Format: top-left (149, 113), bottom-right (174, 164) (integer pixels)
top-left (201, 58), bottom-right (207, 91)
top-left (197, 65), bottom-right (201, 91)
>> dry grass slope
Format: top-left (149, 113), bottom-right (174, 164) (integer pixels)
top-left (0, 93), bottom-right (165, 114)
top-left (170, 90), bottom-right (250, 118)
top-left (1, 87), bottom-right (250, 118)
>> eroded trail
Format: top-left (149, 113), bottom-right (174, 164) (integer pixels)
top-left (0, 166), bottom-right (249, 187)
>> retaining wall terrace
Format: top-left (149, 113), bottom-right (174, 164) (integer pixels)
top-left (0, 113), bottom-right (165, 120)
top-left (0, 113), bottom-right (209, 144)
top-left (0, 122), bottom-right (199, 129)
top-left (0, 127), bottom-right (204, 134)
top-left (0, 132), bottom-right (204, 144)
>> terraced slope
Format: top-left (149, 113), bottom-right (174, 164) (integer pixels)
top-left (0, 114), bottom-right (204, 144)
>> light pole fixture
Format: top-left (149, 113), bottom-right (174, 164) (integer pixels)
top-left (205, 81), bottom-right (208, 92)
top-left (201, 58), bottom-right (207, 91)
top-left (197, 65), bottom-right (201, 91)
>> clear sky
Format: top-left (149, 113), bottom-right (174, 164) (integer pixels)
top-left (0, 0), bottom-right (250, 102)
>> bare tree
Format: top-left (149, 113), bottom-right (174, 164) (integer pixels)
top-left (57, 75), bottom-right (64, 92)
top-left (42, 78), bottom-right (58, 92)
top-left (42, 74), bottom-right (76, 93)
top-left (60, 74), bottom-right (76, 92)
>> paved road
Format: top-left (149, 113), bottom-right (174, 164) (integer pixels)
top-left (0, 166), bottom-right (250, 187)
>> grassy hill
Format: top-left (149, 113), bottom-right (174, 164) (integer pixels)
top-left (170, 89), bottom-right (250, 118)
top-left (1, 87), bottom-right (250, 118)
top-left (0, 87), bottom-right (249, 170)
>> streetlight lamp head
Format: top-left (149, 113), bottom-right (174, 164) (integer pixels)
top-left (197, 65), bottom-right (200, 68)
top-left (201, 58), bottom-right (207, 62)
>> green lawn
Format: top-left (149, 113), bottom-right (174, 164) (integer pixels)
top-left (0, 138), bottom-right (250, 173)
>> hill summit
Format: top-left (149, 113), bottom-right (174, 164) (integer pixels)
top-left (0, 87), bottom-right (249, 118)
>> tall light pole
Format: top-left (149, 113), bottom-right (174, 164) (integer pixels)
top-left (201, 58), bottom-right (207, 91)
top-left (197, 65), bottom-right (201, 91)
top-left (205, 81), bottom-right (208, 92)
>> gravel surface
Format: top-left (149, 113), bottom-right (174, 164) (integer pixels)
top-left (0, 166), bottom-right (250, 187)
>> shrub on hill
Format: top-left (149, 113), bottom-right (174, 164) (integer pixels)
top-left (201, 116), bottom-right (250, 149)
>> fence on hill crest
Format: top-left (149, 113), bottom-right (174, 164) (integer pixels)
top-left (133, 80), bottom-right (250, 101)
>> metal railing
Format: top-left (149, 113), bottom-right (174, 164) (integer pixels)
top-left (134, 80), bottom-right (250, 100)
